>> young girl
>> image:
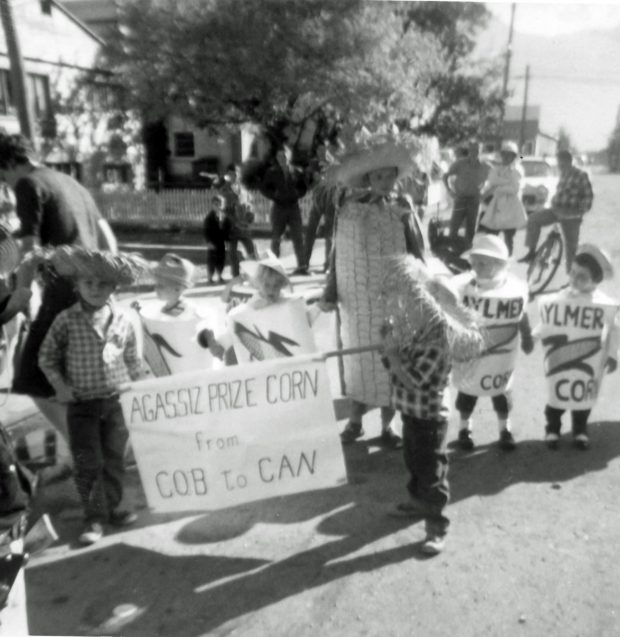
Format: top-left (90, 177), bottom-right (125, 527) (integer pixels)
top-left (451, 234), bottom-right (533, 451)
top-left (200, 251), bottom-right (317, 364)
top-left (320, 135), bottom-right (424, 448)
top-left (536, 244), bottom-right (619, 450)
top-left (477, 140), bottom-right (527, 255)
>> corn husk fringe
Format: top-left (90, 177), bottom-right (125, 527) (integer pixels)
top-left (380, 255), bottom-right (486, 363)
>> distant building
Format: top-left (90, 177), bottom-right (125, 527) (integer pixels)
top-left (60, 0), bottom-right (120, 40)
top-left (501, 105), bottom-right (558, 157)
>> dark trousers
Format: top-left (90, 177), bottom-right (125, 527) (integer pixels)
top-left (402, 414), bottom-right (450, 537)
top-left (270, 203), bottom-right (304, 267)
top-left (449, 195), bottom-right (480, 247)
top-left (229, 232), bottom-right (258, 278)
top-left (303, 204), bottom-right (334, 270)
top-left (456, 391), bottom-right (512, 420)
top-left (206, 246), bottom-right (226, 279)
top-left (67, 397), bottom-right (128, 523)
top-left (545, 405), bottom-right (591, 437)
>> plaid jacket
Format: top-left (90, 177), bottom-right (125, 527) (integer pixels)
top-left (381, 324), bottom-right (451, 421)
top-left (552, 166), bottom-right (593, 214)
top-left (39, 301), bottom-right (142, 400)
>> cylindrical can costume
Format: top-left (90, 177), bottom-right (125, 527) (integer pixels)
top-left (452, 273), bottom-right (528, 397)
top-left (334, 201), bottom-right (409, 406)
top-left (538, 288), bottom-right (619, 410)
top-left (227, 296), bottom-right (317, 363)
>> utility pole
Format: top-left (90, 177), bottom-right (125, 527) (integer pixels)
top-left (0, 0), bottom-right (34, 140)
top-left (498, 3), bottom-right (516, 147)
top-left (519, 64), bottom-right (530, 153)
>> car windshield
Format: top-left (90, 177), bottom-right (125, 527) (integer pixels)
top-left (522, 160), bottom-right (557, 178)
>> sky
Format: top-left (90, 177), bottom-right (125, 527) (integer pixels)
top-left (482, 1), bottom-right (620, 151)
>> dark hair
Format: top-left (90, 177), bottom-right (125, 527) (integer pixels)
top-left (556, 149), bottom-right (573, 163)
top-left (226, 163), bottom-right (237, 172)
top-left (0, 133), bottom-right (35, 169)
top-left (574, 253), bottom-right (603, 283)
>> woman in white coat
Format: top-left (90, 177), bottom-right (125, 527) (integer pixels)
top-left (477, 140), bottom-right (527, 255)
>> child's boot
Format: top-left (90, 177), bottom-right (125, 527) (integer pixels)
top-left (457, 418), bottom-right (474, 451)
top-left (340, 421), bottom-right (364, 445)
top-left (498, 418), bottom-right (516, 451)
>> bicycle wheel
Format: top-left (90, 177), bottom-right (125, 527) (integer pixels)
top-left (527, 229), bottom-right (563, 297)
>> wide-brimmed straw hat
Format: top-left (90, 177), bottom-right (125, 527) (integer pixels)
top-left (0, 222), bottom-right (20, 277)
top-left (50, 246), bottom-right (147, 286)
top-left (330, 140), bottom-right (415, 188)
top-left (576, 243), bottom-right (614, 280)
top-left (152, 253), bottom-right (195, 288)
top-left (240, 250), bottom-right (289, 282)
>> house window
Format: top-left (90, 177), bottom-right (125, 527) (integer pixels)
top-left (27, 74), bottom-right (51, 119)
top-left (0, 69), bottom-right (14, 116)
top-left (40, 0), bottom-right (52, 15)
top-left (174, 132), bottom-right (195, 157)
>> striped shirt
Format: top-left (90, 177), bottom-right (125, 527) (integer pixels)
top-left (381, 324), bottom-right (451, 420)
top-left (39, 301), bottom-right (142, 400)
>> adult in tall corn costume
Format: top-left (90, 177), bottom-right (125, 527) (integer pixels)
top-left (320, 133), bottom-right (425, 447)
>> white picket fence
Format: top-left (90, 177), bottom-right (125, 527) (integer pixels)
top-left (94, 188), bottom-right (314, 229)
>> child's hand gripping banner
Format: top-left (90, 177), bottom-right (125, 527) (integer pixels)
top-left (452, 275), bottom-right (528, 396)
top-left (120, 353), bottom-right (347, 512)
top-left (228, 297), bottom-right (317, 363)
top-left (539, 290), bottom-right (619, 410)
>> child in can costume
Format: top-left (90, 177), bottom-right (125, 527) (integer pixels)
top-left (451, 234), bottom-right (533, 451)
top-left (320, 134), bottom-right (425, 448)
top-left (535, 244), bottom-right (619, 450)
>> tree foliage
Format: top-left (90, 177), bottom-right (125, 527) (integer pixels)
top-left (104, 0), bottom-right (502, 152)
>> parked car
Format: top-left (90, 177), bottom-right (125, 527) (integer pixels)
top-left (520, 156), bottom-right (559, 215)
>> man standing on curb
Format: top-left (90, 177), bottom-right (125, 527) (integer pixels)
top-left (443, 141), bottom-right (490, 250)
top-left (518, 149), bottom-right (593, 272)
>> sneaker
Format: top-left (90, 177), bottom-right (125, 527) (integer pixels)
top-left (340, 422), bottom-right (364, 444)
top-left (545, 432), bottom-right (560, 450)
top-left (380, 428), bottom-right (403, 449)
top-left (517, 251), bottom-right (535, 264)
top-left (573, 434), bottom-right (590, 450)
top-left (388, 498), bottom-right (430, 519)
top-left (499, 429), bottom-right (516, 451)
top-left (292, 267), bottom-right (309, 276)
top-left (457, 429), bottom-right (475, 451)
top-left (421, 534), bottom-right (446, 555)
top-left (109, 510), bottom-right (138, 527)
top-left (79, 522), bottom-right (104, 546)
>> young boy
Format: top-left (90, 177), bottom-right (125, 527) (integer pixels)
top-left (380, 255), bottom-right (484, 555)
top-left (152, 253), bottom-right (199, 319)
top-left (451, 234), bottom-right (533, 451)
top-left (536, 244), bottom-right (619, 450)
top-left (203, 195), bottom-right (232, 285)
top-left (38, 247), bottom-right (147, 545)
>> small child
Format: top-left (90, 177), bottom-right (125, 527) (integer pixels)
top-left (199, 251), bottom-right (317, 364)
top-left (203, 195), bottom-right (232, 285)
top-left (451, 234), bottom-right (533, 451)
top-left (152, 253), bottom-right (199, 319)
top-left (38, 247), bottom-right (147, 546)
top-left (379, 255), bottom-right (484, 555)
top-left (536, 244), bottom-right (619, 450)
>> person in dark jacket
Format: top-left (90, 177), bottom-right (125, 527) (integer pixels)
top-left (203, 195), bottom-right (233, 285)
top-left (260, 145), bottom-right (307, 273)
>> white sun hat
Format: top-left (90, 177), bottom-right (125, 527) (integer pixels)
top-left (464, 234), bottom-right (509, 262)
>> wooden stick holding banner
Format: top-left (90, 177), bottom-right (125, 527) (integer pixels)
top-left (312, 344), bottom-right (382, 361)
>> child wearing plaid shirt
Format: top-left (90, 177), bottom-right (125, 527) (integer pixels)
top-left (38, 247), bottom-right (146, 546)
top-left (380, 256), bottom-right (484, 555)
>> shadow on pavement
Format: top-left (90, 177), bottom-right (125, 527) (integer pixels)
top-left (25, 420), bottom-right (620, 635)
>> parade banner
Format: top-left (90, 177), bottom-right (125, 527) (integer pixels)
top-left (228, 297), bottom-right (317, 363)
top-left (452, 276), bottom-right (528, 396)
top-left (539, 291), bottom-right (619, 409)
top-left (136, 306), bottom-right (214, 376)
top-left (120, 354), bottom-right (347, 512)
